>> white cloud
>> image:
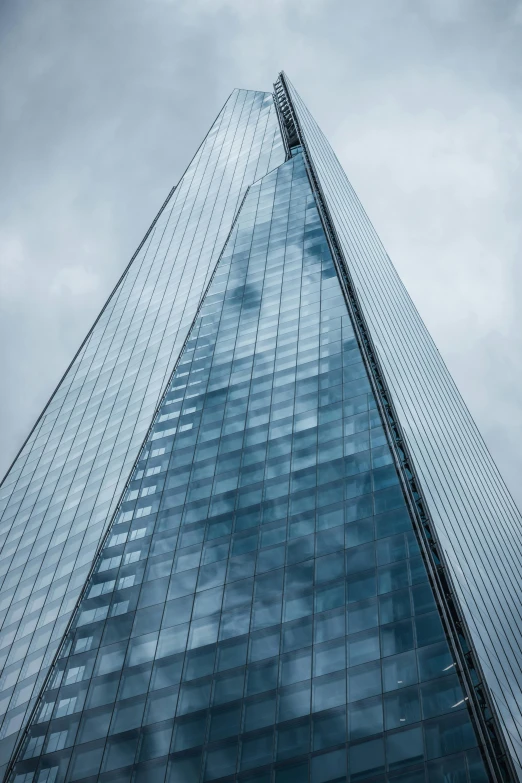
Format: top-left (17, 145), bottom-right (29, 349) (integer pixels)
top-left (0, 234), bottom-right (28, 299)
top-left (49, 265), bottom-right (99, 297)
top-left (419, 0), bottom-right (475, 24)
top-left (1, 0), bottom-right (521, 504)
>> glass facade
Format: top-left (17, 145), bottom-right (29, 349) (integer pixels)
top-left (1, 73), bottom-right (520, 782)
top-left (283, 74), bottom-right (522, 780)
top-left (6, 151), bottom-right (489, 782)
top-left (0, 90), bottom-right (284, 775)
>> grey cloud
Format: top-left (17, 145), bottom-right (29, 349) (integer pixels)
top-left (1, 0), bottom-right (522, 504)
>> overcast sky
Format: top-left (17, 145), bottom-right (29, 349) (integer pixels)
top-left (1, 0), bottom-right (521, 506)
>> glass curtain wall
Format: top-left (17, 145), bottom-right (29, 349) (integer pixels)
top-left (9, 152), bottom-right (487, 783)
top-left (0, 90), bottom-right (284, 775)
top-left (284, 73), bottom-right (522, 778)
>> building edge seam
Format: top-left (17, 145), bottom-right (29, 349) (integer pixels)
top-left (1, 184), bottom-right (253, 782)
top-left (274, 71), bottom-right (517, 783)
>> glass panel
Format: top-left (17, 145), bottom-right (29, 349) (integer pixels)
top-left (7, 121), bottom-right (483, 782)
top-left (287, 71), bottom-right (521, 773)
top-left (0, 87), bottom-right (285, 770)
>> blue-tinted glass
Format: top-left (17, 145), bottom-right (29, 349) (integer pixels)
top-left (4, 85), bottom-right (489, 783)
top-left (0, 88), bottom-right (285, 774)
top-left (286, 72), bottom-right (521, 778)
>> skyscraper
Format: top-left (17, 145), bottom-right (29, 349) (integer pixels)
top-left (1, 72), bottom-right (521, 782)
